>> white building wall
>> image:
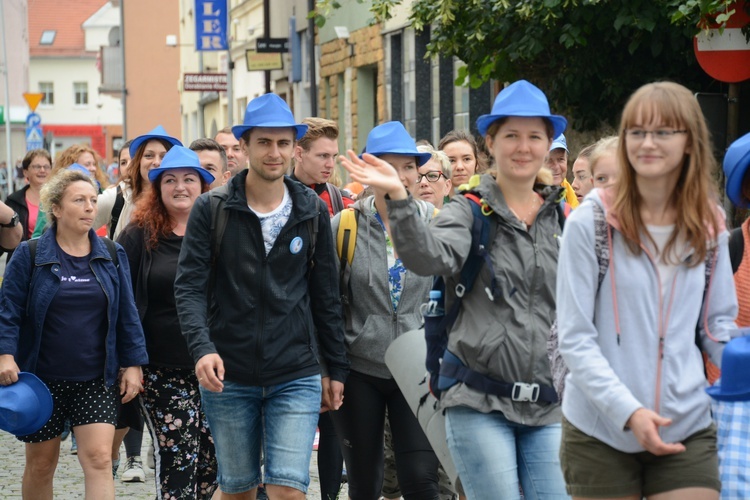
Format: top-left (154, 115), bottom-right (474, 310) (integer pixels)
top-left (29, 58), bottom-right (122, 125)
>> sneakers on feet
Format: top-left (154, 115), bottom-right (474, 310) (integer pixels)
top-left (121, 457), bottom-right (146, 483)
top-left (112, 458), bottom-right (120, 479)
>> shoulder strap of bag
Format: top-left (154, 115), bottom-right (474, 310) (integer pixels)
top-left (208, 184), bottom-right (231, 296)
top-left (729, 226), bottom-right (744, 274)
top-left (326, 183), bottom-right (345, 215)
top-left (109, 185), bottom-right (125, 240)
top-left (336, 207), bottom-right (358, 331)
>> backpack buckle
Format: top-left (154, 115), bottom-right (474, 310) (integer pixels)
top-left (455, 284), bottom-right (466, 298)
top-left (512, 382), bottom-right (540, 402)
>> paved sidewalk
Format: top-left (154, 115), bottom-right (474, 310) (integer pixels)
top-left (0, 430), bottom-right (347, 498)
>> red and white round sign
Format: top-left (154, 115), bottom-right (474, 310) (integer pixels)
top-left (693, 2), bottom-right (750, 83)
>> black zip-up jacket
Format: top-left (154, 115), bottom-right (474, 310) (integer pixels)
top-left (175, 171), bottom-right (350, 386)
top-left (3, 186), bottom-right (31, 263)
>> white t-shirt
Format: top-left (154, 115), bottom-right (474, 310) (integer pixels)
top-left (645, 224), bottom-right (685, 301)
top-left (248, 184), bottom-right (293, 255)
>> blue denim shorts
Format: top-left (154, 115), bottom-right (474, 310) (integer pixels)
top-left (200, 374), bottom-right (321, 494)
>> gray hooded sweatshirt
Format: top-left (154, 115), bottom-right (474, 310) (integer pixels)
top-left (331, 195), bottom-right (436, 379)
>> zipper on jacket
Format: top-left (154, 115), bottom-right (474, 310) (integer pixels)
top-left (639, 244), bottom-right (679, 417)
top-left (256, 255), bottom-right (267, 383)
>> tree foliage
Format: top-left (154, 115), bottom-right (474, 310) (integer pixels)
top-left (314, 0), bottom-right (748, 130)
top-left (408, 0), bottom-right (749, 130)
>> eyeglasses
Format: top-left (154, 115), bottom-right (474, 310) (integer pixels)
top-left (626, 129), bottom-right (688, 142)
top-left (416, 171), bottom-right (445, 183)
top-left (29, 164), bottom-right (51, 172)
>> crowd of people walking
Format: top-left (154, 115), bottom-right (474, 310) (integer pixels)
top-left (0, 77), bottom-right (748, 500)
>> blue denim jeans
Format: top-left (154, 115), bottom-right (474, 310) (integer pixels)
top-left (200, 374), bottom-right (321, 494)
top-left (445, 405), bottom-right (569, 500)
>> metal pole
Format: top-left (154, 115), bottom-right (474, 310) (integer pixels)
top-left (0, 0), bottom-right (14, 198)
top-left (119, 0), bottom-right (127, 139)
top-left (308, 0), bottom-right (317, 116)
top-left (264, 0), bottom-right (271, 94)
top-left (226, 3), bottom-right (233, 126)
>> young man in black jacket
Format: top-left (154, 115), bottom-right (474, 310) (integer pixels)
top-left (175, 94), bottom-right (349, 500)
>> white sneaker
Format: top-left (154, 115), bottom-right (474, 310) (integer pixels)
top-left (120, 457), bottom-right (146, 483)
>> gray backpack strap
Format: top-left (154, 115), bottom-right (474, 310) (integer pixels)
top-left (548, 202), bottom-right (611, 399)
top-left (326, 183), bottom-right (345, 215)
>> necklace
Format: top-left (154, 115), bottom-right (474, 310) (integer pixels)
top-left (508, 192), bottom-right (540, 228)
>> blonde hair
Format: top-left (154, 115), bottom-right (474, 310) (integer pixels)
top-left (417, 144), bottom-right (452, 178)
top-left (40, 169), bottom-right (97, 227)
top-left (589, 136), bottom-right (618, 178)
top-left (612, 81), bottom-right (720, 266)
top-left (52, 144), bottom-right (109, 190)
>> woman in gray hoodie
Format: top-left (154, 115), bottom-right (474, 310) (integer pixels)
top-left (339, 81), bottom-right (570, 499)
top-left (330, 121), bottom-right (441, 500)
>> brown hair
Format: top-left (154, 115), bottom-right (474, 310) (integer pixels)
top-left (190, 138), bottom-right (228, 173)
top-left (52, 144), bottom-right (108, 189)
top-left (482, 117), bottom-right (556, 185)
top-left (22, 149), bottom-right (52, 170)
top-left (122, 138), bottom-right (175, 201)
top-left (298, 117), bottom-right (338, 151)
top-left (130, 172), bottom-right (210, 250)
top-left (612, 81), bottom-right (720, 266)
top-left (438, 130), bottom-right (489, 174)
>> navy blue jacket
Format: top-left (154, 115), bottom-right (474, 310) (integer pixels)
top-left (0, 227), bottom-right (148, 386)
top-left (175, 172), bottom-right (349, 386)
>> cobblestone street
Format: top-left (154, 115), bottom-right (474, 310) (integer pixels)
top-left (0, 429), bottom-right (347, 499)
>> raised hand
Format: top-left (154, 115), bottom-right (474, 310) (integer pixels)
top-left (339, 151), bottom-right (408, 200)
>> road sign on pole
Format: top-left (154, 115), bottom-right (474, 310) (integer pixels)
top-left (693, 2), bottom-right (750, 83)
top-left (23, 93), bottom-right (44, 112)
top-left (26, 126), bottom-right (43, 151)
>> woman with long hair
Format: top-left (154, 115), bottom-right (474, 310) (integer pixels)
top-left (340, 80), bottom-right (570, 499)
top-left (556, 81), bottom-right (738, 499)
top-left (94, 126), bottom-right (182, 241)
top-left (117, 146), bottom-right (218, 499)
top-left (0, 168), bottom-right (147, 499)
top-left (437, 130), bottom-right (487, 193)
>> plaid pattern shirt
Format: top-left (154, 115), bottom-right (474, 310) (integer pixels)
top-left (711, 399), bottom-right (750, 499)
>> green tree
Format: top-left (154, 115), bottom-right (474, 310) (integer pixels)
top-left (314, 0), bottom-right (746, 130)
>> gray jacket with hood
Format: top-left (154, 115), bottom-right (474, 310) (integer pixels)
top-left (331, 195), bottom-right (435, 379)
top-left (386, 174), bottom-right (564, 426)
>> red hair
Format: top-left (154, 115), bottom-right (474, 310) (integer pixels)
top-left (130, 173), bottom-right (209, 250)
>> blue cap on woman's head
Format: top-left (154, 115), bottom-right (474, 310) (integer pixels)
top-left (362, 122), bottom-right (432, 166)
top-left (232, 93), bottom-right (308, 141)
top-left (147, 146), bottom-right (215, 184)
top-left (724, 131), bottom-right (750, 208)
top-left (66, 163), bottom-right (91, 176)
top-left (129, 125), bottom-right (182, 157)
top-left (476, 80), bottom-right (567, 138)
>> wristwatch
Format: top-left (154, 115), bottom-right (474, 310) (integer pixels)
top-left (0, 212), bottom-right (20, 228)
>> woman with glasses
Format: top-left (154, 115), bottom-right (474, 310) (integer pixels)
top-left (556, 82), bottom-right (737, 499)
top-left (4, 149), bottom-right (52, 262)
top-left (414, 145), bottom-right (452, 209)
top-left (330, 121), bottom-right (442, 499)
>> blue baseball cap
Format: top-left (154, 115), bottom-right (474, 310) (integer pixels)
top-left (232, 93), bottom-right (308, 141)
top-left (724, 131), bottom-right (750, 208)
top-left (147, 146), bottom-right (215, 184)
top-left (477, 80), bottom-right (567, 138)
top-left (0, 372), bottom-right (53, 436)
top-left (362, 122), bottom-right (432, 166)
top-left (707, 335), bottom-right (750, 401)
top-left (550, 134), bottom-right (569, 153)
top-left (129, 125), bottom-right (182, 158)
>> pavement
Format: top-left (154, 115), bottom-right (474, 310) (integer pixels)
top-left (0, 429), bottom-right (348, 498)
